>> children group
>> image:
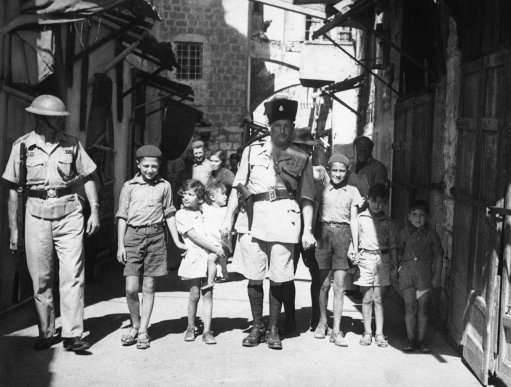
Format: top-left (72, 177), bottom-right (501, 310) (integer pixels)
top-left (115, 143), bottom-right (443, 352)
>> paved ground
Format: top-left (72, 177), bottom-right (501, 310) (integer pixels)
top-left (0, 259), bottom-right (479, 387)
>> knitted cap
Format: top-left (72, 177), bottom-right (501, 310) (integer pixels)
top-left (136, 145), bottom-right (162, 159)
top-left (191, 140), bottom-right (205, 149)
top-left (328, 153), bottom-right (350, 167)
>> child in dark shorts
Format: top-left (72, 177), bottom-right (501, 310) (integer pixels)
top-left (116, 145), bottom-right (186, 350)
top-left (398, 200), bottom-right (443, 352)
top-left (314, 153), bottom-right (362, 346)
top-left (176, 179), bottom-right (226, 344)
top-left (353, 184), bottom-right (397, 347)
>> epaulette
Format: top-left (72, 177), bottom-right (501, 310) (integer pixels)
top-left (12, 132), bottom-right (32, 146)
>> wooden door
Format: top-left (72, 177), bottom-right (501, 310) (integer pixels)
top-left (452, 51), bottom-right (508, 385)
top-left (391, 93), bottom-right (433, 222)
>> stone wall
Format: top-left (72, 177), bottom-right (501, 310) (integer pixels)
top-left (152, 0), bottom-right (249, 156)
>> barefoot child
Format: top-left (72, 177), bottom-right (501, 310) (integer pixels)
top-left (398, 200), bottom-right (443, 352)
top-left (203, 182), bottom-right (230, 283)
top-left (176, 179), bottom-right (225, 344)
top-left (314, 153), bottom-right (362, 346)
top-left (116, 145), bottom-right (185, 350)
top-left (353, 183), bottom-right (397, 347)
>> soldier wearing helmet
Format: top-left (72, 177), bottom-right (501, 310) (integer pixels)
top-left (2, 95), bottom-right (100, 352)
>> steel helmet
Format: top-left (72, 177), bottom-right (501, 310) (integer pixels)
top-left (25, 95), bottom-right (69, 116)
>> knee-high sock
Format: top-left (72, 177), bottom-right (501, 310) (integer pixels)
top-left (269, 284), bottom-right (283, 329)
top-left (247, 282), bottom-right (264, 327)
top-left (282, 281), bottom-right (296, 326)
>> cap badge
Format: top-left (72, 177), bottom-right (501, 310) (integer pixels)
top-left (278, 105), bottom-right (284, 111)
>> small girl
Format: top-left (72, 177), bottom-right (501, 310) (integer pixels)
top-left (203, 181), bottom-right (230, 282)
top-left (353, 183), bottom-right (397, 347)
top-left (314, 153), bottom-right (362, 346)
top-left (176, 179), bottom-right (225, 344)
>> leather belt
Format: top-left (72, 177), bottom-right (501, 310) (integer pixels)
top-left (321, 221), bottom-right (349, 227)
top-left (252, 189), bottom-right (295, 203)
top-left (128, 223), bottom-right (164, 230)
top-left (27, 187), bottom-right (73, 199)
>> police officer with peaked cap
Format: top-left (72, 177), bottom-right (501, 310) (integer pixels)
top-left (2, 95), bottom-right (100, 351)
top-left (222, 96), bottom-right (316, 350)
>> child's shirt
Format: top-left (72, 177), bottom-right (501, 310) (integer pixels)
top-left (202, 204), bottom-right (226, 246)
top-left (175, 208), bottom-right (208, 252)
top-left (358, 209), bottom-right (397, 251)
top-left (116, 174), bottom-right (175, 226)
top-left (399, 222), bottom-right (443, 264)
top-left (320, 182), bottom-right (362, 224)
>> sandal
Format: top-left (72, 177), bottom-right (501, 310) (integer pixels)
top-left (313, 324), bottom-right (328, 339)
top-left (359, 332), bottom-right (372, 346)
top-left (375, 334), bottom-right (388, 348)
top-left (331, 331), bottom-right (348, 347)
top-left (121, 328), bottom-right (138, 346)
top-left (136, 332), bottom-right (150, 350)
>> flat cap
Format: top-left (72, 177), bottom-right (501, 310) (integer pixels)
top-left (136, 144), bottom-right (162, 158)
top-left (191, 140), bottom-right (205, 149)
top-left (264, 97), bottom-right (298, 124)
top-left (328, 153), bottom-right (350, 166)
top-left (353, 136), bottom-right (374, 149)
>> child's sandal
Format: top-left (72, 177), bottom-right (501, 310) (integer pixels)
top-left (121, 328), bottom-right (138, 346)
top-left (359, 332), bottom-right (372, 346)
top-left (136, 332), bottom-right (150, 350)
top-left (313, 324), bottom-right (328, 339)
top-left (375, 334), bottom-right (388, 348)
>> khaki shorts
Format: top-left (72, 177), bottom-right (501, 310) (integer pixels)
top-left (231, 234), bottom-right (295, 283)
top-left (124, 224), bottom-right (168, 277)
top-left (354, 251), bottom-right (391, 287)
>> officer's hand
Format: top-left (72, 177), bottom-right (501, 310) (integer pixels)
top-left (86, 213), bottom-right (100, 236)
top-left (116, 247), bottom-right (126, 265)
top-left (9, 230), bottom-right (18, 253)
top-left (214, 246), bottom-right (226, 258)
top-left (301, 229), bottom-right (316, 250)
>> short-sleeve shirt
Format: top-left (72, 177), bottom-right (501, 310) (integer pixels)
top-left (357, 209), bottom-right (397, 251)
top-left (320, 183), bottom-right (362, 224)
top-left (399, 222), bottom-right (443, 263)
top-left (192, 160), bottom-right (213, 185)
top-left (232, 138), bottom-right (314, 243)
top-left (347, 157), bottom-right (388, 197)
top-left (176, 208), bottom-right (209, 251)
top-left (202, 204), bottom-right (226, 245)
top-left (2, 131), bottom-right (96, 219)
top-left (116, 174), bottom-right (176, 226)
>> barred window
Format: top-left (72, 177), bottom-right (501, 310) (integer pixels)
top-left (175, 41), bottom-right (203, 80)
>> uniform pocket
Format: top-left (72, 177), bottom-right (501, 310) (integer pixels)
top-left (26, 154), bottom-right (46, 182)
top-left (57, 154), bottom-right (76, 181)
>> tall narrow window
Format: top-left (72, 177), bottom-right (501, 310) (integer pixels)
top-left (175, 41), bottom-right (203, 80)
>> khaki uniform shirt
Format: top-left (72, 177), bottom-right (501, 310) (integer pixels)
top-left (116, 174), bottom-right (176, 227)
top-left (2, 131), bottom-right (96, 220)
top-left (232, 138), bottom-right (314, 243)
top-left (358, 209), bottom-right (397, 251)
top-left (347, 157), bottom-right (388, 197)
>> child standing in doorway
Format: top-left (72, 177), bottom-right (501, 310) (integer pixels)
top-left (116, 145), bottom-right (185, 350)
top-left (353, 183), bottom-right (397, 347)
top-left (176, 179), bottom-right (225, 344)
top-left (398, 200), bottom-right (443, 352)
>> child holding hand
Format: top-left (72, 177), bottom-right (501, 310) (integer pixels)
top-left (176, 179), bottom-right (225, 344)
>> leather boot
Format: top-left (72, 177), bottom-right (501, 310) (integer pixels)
top-left (266, 326), bottom-right (282, 350)
top-left (242, 325), bottom-right (266, 347)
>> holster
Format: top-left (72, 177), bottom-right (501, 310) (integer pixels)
top-left (236, 183), bottom-right (254, 230)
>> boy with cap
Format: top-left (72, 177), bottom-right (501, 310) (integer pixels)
top-left (222, 96), bottom-right (316, 350)
top-left (116, 145), bottom-right (186, 349)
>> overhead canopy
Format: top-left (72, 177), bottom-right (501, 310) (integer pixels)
top-left (3, 0), bottom-right (159, 33)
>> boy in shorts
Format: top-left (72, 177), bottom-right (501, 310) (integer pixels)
top-left (116, 145), bottom-right (185, 349)
top-left (398, 200), bottom-right (443, 352)
top-left (353, 183), bottom-right (397, 347)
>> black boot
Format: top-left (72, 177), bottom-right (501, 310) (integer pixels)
top-left (282, 281), bottom-right (297, 337)
top-left (243, 282), bottom-right (265, 347)
top-left (268, 284), bottom-right (283, 349)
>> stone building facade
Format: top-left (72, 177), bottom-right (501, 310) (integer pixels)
top-left (152, 0), bottom-right (249, 157)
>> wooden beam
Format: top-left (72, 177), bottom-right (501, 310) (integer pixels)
top-left (250, 0), bottom-right (327, 19)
